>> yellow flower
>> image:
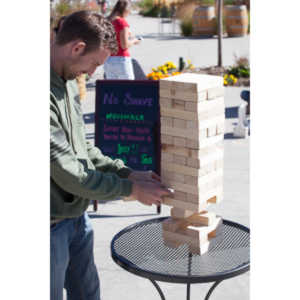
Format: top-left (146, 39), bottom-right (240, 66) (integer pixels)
top-left (224, 74), bottom-right (228, 79)
top-left (152, 68), bottom-right (157, 72)
top-left (187, 59), bottom-right (191, 65)
top-left (190, 64), bottom-right (195, 69)
top-left (224, 80), bottom-right (228, 85)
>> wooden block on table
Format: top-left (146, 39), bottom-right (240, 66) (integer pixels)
top-left (161, 134), bottom-right (173, 145)
top-left (216, 122), bottom-right (225, 135)
top-left (162, 217), bottom-right (223, 254)
top-left (186, 186), bottom-right (223, 204)
top-left (160, 116), bottom-right (173, 127)
top-left (173, 99), bottom-right (185, 110)
top-left (185, 216), bottom-right (223, 239)
top-left (173, 154), bottom-right (187, 166)
top-left (161, 170), bottom-right (185, 185)
top-left (161, 144), bottom-right (224, 165)
top-left (161, 161), bottom-right (223, 178)
top-left (187, 211), bottom-right (217, 226)
top-left (163, 196), bottom-right (209, 212)
top-left (184, 97), bottom-right (225, 113)
top-left (207, 125), bottom-right (217, 137)
top-left (162, 218), bottom-right (187, 232)
top-left (159, 87), bottom-right (207, 102)
top-left (173, 136), bottom-right (186, 147)
top-left (171, 207), bottom-right (195, 219)
top-left (173, 118), bottom-right (187, 129)
top-left (187, 134), bottom-right (224, 150)
top-left (160, 107), bottom-right (224, 124)
top-left (161, 126), bottom-right (207, 142)
top-left (160, 97), bottom-right (173, 108)
top-left (161, 152), bottom-right (174, 163)
top-left (160, 73), bottom-right (223, 102)
top-left (189, 233), bottom-right (223, 255)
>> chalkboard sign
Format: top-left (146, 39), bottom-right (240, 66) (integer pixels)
top-left (95, 80), bottom-right (160, 174)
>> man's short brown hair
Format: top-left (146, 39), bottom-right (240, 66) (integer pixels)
top-left (56, 10), bottom-right (118, 55)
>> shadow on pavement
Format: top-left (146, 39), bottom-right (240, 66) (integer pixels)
top-left (88, 213), bottom-right (158, 219)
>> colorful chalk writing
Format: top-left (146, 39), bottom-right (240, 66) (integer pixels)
top-left (95, 80), bottom-right (160, 172)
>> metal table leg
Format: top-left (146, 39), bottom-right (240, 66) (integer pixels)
top-left (149, 279), bottom-right (166, 300)
top-left (204, 280), bottom-right (223, 300)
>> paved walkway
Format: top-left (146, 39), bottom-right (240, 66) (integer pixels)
top-left (76, 14), bottom-right (249, 300)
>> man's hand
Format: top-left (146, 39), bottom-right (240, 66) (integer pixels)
top-left (130, 180), bottom-right (173, 206)
top-left (128, 170), bottom-right (161, 182)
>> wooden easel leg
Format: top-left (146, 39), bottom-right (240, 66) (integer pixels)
top-left (93, 200), bottom-right (98, 212)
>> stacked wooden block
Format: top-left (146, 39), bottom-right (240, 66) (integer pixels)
top-left (160, 73), bottom-right (225, 255)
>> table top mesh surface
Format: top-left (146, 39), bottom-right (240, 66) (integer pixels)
top-left (111, 217), bottom-right (250, 283)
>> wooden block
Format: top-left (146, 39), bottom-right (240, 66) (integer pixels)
top-left (161, 152), bottom-right (173, 163)
top-left (161, 126), bottom-right (206, 141)
top-left (173, 190), bottom-right (187, 201)
top-left (186, 216), bottom-right (222, 239)
top-left (207, 125), bottom-right (217, 137)
top-left (161, 161), bottom-right (223, 178)
top-left (161, 144), bottom-right (224, 165)
top-left (173, 118), bottom-right (187, 129)
top-left (173, 136), bottom-right (186, 147)
top-left (214, 159), bottom-right (223, 170)
top-left (173, 99), bottom-right (185, 110)
top-left (163, 196), bottom-right (209, 212)
top-left (171, 207), bottom-right (195, 219)
top-left (162, 218), bottom-right (223, 255)
top-left (186, 186), bottom-right (223, 204)
top-left (187, 211), bottom-right (217, 226)
top-left (160, 73), bottom-right (223, 100)
top-left (160, 107), bottom-right (224, 124)
top-left (186, 120), bottom-right (198, 129)
top-left (216, 122), bottom-right (225, 134)
top-left (162, 218), bottom-right (187, 232)
top-left (186, 138), bottom-right (199, 149)
top-left (189, 233), bottom-right (223, 255)
top-left (160, 97), bottom-right (173, 108)
top-left (173, 173), bottom-right (185, 183)
top-left (166, 174), bottom-right (223, 196)
top-left (161, 134), bottom-right (173, 145)
top-left (208, 217), bottom-right (223, 238)
top-left (207, 189), bottom-right (223, 204)
top-left (161, 116), bottom-right (173, 127)
top-left (187, 157), bottom-right (200, 168)
top-left (207, 87), bottom-right (224, 100)
top-left (184, 175), bottom-right (198, 185)
top-left (173, 154), bottom-right (187, 166)
top-left (160, 88), bottom-right (206, 102)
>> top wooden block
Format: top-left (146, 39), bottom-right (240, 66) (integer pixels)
top-left (160, 73), bottom-right (224, 101)
top-left (160, 73), bottom-right (223, 90)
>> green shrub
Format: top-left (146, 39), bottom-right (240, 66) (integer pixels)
top-left (142, 5), bottom-right (161, 17)
top-left (181, 18), bottom-right (193, 36)
top-left (138, 0), bottom-right (155, 12)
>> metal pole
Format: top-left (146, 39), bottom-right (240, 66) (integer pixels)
top-left (217, 0), bottom-right (223, 67)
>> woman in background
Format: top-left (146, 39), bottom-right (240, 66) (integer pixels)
top-left (104, 0), bottom-right (140, 79)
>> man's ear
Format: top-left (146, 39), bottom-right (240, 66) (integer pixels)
top-left (71, 41), bottom-right (86, 57)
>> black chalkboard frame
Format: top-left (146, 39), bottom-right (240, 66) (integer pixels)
top-left (95, 80), bottom-right (161, 178)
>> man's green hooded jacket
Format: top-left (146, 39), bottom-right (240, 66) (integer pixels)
top-left (50, 69), bottom-right (133, 221)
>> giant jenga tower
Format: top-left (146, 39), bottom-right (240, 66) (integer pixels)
top-left (160, 73), bottom-right (225, 255)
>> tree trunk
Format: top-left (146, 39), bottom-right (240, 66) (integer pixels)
top-left (217, 0), bottom-right (223, 67)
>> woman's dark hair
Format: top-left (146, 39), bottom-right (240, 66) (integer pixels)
top-left (55, 10), bottom-right (118, 55)
top-left (108, 0), bottom-right (130, 21)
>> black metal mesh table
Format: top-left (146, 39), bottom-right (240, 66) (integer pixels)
top-left (111, 217), bottom-right (250, 300)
